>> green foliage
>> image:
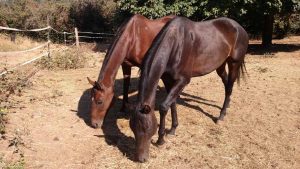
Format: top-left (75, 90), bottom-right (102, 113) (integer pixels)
top-left (69, 0), bottom-right (117, 32)
top-left (117, 0), bottom-right (300, 38)
top-left (4, 160), bottom-right (25, 169)
top-left (0, 0), bottom-right (118, 41)
top-left (118, 0), bottom-right (198, 18)
top-left (0, 0), bottom-right (299, 42)
top-left (118, 0), bottom-right (299, 19)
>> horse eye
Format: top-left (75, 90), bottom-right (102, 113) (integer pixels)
top-left (96, 100), bottom-right (103, 105)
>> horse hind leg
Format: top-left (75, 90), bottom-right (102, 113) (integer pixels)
top-left (216, 61), bottom-right (228, 98)
top-left (218, 57), bottom-right (242, 122)
top-left (120, 64), bottom-right (131, 115)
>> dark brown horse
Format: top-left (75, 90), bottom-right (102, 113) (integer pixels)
top-left (130, 17), bottom-right (249, 162)
top-left (87, 15), bottom-right (175, 128)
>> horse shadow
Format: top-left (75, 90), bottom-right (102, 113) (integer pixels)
top-left (76, 77), bottom-right (222, 161)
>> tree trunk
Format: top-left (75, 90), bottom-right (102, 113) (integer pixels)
top-left (262, 14), bottom-right (274, 47)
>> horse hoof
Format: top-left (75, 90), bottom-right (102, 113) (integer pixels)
top-left (166, 129), bottom-right (176, 136)
top-left (216, 118), bottom-right (224, 124)
top-left (156, 139), bottom-right (165, 146)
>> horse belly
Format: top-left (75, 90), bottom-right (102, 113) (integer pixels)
top-left (191, 51), bottom-right (228, 77)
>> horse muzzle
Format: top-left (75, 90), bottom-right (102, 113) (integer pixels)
top-left (91, 119), bottom-right (103, 128)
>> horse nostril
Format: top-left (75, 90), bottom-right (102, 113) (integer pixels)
top-left (92, 120), bottom-right (103, 128)
top-left (137, 156), bottom-right (147, 163)
top-left (94, 123), bottom-right (99, 128)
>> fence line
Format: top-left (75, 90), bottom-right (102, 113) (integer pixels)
top-left (0, 41), bottom-right (50, 56)
top-left (0, 24), bottom-right (115, 76)
top-left (78, 31), bottom-right (115, 36)
top-left (50, 27), bottom-right (73, 34)
top-left (0, 52), bottom-right (49, 76)
top-left (0, 25), bottom-right (51, 32)
top-left (78, 35), bottom-right (107, 39)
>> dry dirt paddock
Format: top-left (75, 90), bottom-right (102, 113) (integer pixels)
top-left (1, 37), bottom-right (300, 169)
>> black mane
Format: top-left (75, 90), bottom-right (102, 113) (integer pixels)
top-left (97, 16), bottom-right (133, 81)
top-left (138, 17), bottom-right (178, 102)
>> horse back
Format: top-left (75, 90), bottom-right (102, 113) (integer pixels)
top-left (163, 17), bottom-right (248, 77)
top-left (125, 15), bottom-right (175, 66)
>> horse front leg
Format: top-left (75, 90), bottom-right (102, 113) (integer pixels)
top-left (161, 74), bottom-right (178, 136)
top-left (157, 77), bottom-right (190, 145)
top-left (121, 64), bottom-right (131, 115)
top-left (167, 103), bottom-right (178, 135)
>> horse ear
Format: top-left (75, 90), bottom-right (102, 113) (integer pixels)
top-left (140, 105), bottom-right (151, 114)
top-left (87, 77), bottom-right (95, 86)
top-left (95, 82), bottom-right (102, 90)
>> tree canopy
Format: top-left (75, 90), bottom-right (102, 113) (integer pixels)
top-left (118, 0), bottom-right (300, 46)
top-left (0, 0), bottom-right (299, 45)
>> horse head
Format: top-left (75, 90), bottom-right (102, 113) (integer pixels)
top-left (87, 77), bottom-right (114, 128)
top-left (130, 103), bottom-right (157, 162)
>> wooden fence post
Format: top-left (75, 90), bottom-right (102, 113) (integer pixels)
top-left (75, 28), bottom-right (79, 47)
top-left (64, 32), bottom-right (66, 46)
top-left (10, 31), bottom-right (16, 43)
top-left (47, 15), bottom-right (51, 58)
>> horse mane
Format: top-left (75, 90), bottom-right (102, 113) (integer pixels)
top-left (138, 17), bottom-right (178, 101)
top-left (97, 16), bottom-right (133, 81)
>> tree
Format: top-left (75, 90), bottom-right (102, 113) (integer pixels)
top-left (117, 0), bottom-right (300, 46)
top-left (117, 0), bottom-right (198, 18)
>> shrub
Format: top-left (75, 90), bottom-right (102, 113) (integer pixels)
top-left (37, 47), bottom-right (89, 70)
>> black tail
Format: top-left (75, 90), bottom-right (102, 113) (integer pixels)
top-left (237, 59), bottom-right (247, 85)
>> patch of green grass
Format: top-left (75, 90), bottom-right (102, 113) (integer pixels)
top-left (4, 159), bottom-right (25, 169)
top-left (0, 154), bottom-right (25, 169)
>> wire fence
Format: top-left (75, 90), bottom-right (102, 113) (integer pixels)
top-left (0, 41), bottom-right (50, 56)
top-left (0, 24), bottom-right (115, 76)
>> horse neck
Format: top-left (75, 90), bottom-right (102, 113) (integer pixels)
top-left (138, 52), bottom-right (169, 107)
top-left (138, 71), bottom-right (162, 107)
top-left (97, 37), bottom-right (131, 88)
top-left (137, 22), bottom-right (177, 106)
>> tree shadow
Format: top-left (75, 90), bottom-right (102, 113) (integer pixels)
top-left (75, 77), bottom-right (224, 161)
top-left (247, 43), bottom-right (300, 55)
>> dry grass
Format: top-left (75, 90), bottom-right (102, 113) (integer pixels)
top-left (0, 34), bottom-right (43, 52)
top-left (36, 47), bottom-right (90, 70)
top-left (0, 69), bottom-right (36, 136)
top-left (0, 34), bottom-right (47, 71)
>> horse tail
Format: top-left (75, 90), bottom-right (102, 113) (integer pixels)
top-left (236, 26), bottom-right (249, 85)
top-left (237, 59), bottom-right (247, 85)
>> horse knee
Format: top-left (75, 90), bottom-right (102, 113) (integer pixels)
top-left (159, 104), bottom-right (169, 115)
top-left (172, 121), bottom-right (178, 128)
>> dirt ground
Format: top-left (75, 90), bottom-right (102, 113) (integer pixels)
top-left (1, 37), bottom-right (300, 169)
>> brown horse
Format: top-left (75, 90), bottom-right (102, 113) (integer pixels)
top-left (130, 17), bottom-right (249, 162)
top-left (87, 14), bottom-right (175, 128)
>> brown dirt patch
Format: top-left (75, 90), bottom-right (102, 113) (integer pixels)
top-left (1, 37), bottom-right (300, 169)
